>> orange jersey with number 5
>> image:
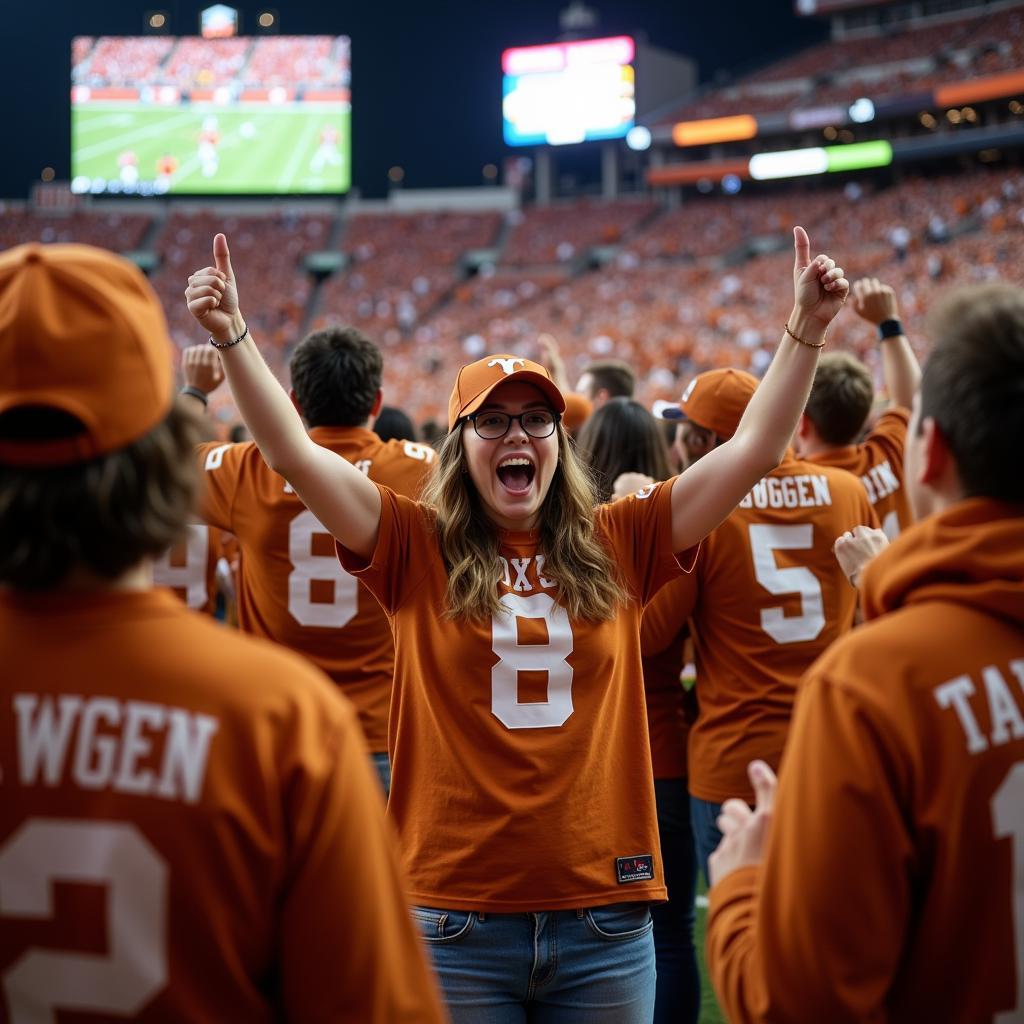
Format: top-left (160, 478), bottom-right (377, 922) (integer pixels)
top-left (196, 428), bottom-right (434, 752)
top-left (643, 455), bottom-right (878, 804)
top-left (708, 499), bottom-right (1024, 1023)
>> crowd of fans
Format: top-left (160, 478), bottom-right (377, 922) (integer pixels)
top-left (3, 164), bottom-right (1021, 429)
top-left (665, 5), bottom-right (1024, 123)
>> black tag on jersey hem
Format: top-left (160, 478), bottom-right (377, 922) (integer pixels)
top-left (616, 854), bottom-right (654, 883)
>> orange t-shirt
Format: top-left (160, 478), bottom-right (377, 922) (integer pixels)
top-left (644, 456), bottom-right (878, 804)
top-left (708, 499), bottom-right (1024, 1023)
top-left (152, 524), bottom-right (225, 617)
top-left (338, 479), bottom-right (696, 911)
top-left (0, 588), bottom-right (445, 1023)
top-left (808, 406), bottom-right (911, 539)
top-left (197, 428), bottom-right (434, 752)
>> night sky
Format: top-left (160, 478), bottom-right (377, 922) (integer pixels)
top-left (3, 1), bottom-right (826, 199)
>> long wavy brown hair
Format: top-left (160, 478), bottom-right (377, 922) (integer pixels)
top-left (421, 423), bottom-right (628, 621)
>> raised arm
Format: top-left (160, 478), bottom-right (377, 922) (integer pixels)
top-left (668, 226), bottom-right (848, 552)
top-left (184, 233), bottom-right (381, 559)
top-left (851, 276), bottom-right (921, 409)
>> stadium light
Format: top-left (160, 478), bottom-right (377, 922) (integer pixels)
top-left (749, 148), bottom-right (828, 181)
top-left (144, 10), bottom-right (169, 33)
top-left (848, 98), bottom-right (875, 124)
top-left (257, 9), bottom-right (279, 32)
top-left (626, 126), bottom-right (652, 151)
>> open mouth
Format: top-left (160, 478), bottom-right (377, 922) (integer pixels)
top-left (496, 456), bottom-right (536, 494)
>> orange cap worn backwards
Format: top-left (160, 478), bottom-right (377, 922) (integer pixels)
top-left (447, 354), bottom-right (566, 431)
top-left (0, 243), bottom-right (174, 467)
top-left (652, 368), bottom-right (758, 440)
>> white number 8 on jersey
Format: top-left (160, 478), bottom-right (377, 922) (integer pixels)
top-left (491, 593), bottom-right (575, 730)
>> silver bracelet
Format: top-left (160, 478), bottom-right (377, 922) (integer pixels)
top-left (209, 323), bottom-right (249, 349)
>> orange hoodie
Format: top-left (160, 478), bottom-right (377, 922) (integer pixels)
top-left (707, 498), bottom-right (1024, 1024)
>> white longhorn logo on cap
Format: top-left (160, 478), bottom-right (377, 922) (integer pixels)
top-left (488, 357), bottom-right (526, 376)
top-left (681, 378), bottom-right (698, 404)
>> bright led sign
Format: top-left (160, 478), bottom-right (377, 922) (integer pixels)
top-left (502, 35), bottom-right (636, 147)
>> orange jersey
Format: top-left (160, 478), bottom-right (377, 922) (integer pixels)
top-left (0, 588), bottom-right (446, 1023)
top-left (808, 406), bottom-right (911, 539)
top-left (338, 479), bottom-right (697, 911)
top-left (708, 499), bottom-right (1024, 1023)
top-left (643, 456), bottom-right (878, 804)
top-left (640, 616), bottom-right (691, 780)
top-left (197, 428), bottom-right (434, 752)
top-left (152, 523), bottom-right (224, 617)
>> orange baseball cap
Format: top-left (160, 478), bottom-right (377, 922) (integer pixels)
top-left (0, 243), bottom-right (174, 467)
top-left (561, 391), bottom-right (593, 432)
top-left (447, 354), bottom-right (566, 431)
top-left (653, 368), bottom-right (757, 440)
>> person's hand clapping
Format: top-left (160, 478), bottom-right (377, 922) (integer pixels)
top-left (791, 225), bottom-right (849, 328)
top-left (185, 233), bottom-right (245, 343)
top-left (708, 760), bottom-right (777, 887)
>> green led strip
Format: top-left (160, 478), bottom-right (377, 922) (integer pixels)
top-left (825, 140), bottom-right (893, 173)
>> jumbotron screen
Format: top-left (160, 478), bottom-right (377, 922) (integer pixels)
top-left (71, 35), bottom-right (351, 195)
top-left (502, 35), bottom-right (636, 147)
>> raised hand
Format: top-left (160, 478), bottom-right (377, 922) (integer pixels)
top-left (851, 277), bottom-right (899, 326)
top-left (184, 233), bottom-right (243, 342)
top-left (708, 759), bottom-right (777, 887)
top-left (792, 225), bottom-right (849, 328)
top-left (181, 344), bottom-right (225, 395)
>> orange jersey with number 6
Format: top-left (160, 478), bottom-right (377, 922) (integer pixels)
top-left (643, 456), bottom-right (878, 805)
top-left (338, 479), bottom-right (697, 911)
top-left (197, 428), bottom-right (434, 752)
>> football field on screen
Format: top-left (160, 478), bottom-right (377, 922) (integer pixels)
top-left (72, 104), bottom-right (351, 194)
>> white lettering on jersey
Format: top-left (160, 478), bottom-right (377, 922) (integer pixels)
top-left (494, 555), bottom-right (559, 594)
top-left (739, 474), bottom-right (833, 510)
top-left (934, 660), bottom-right (1024, 755)
top-left (203, 445), bottom-right (231, 472)
top-left (488, 357), bottom-right (526, 375)
top-left (859, 459), bottom-right (900, 505)
top-left (13, 695), bottom-right (219, 804)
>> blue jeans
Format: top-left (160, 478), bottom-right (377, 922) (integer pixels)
top-left (370, 751), bottom-right (391, 798)
top-left (651, 779), bottom-right (699, 1024)
top-left (690, 795), bottom-right (723, 888)
top-left (411, 903), bottom-right (656, 1023)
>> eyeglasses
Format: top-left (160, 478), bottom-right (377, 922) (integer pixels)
top-left (467, 408), bottom-right (560, 440)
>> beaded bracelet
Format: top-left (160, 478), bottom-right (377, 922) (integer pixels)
top-left (784, 322), bottom-right (826, 349)
top-left (209, 323), bottom-right (249, 349)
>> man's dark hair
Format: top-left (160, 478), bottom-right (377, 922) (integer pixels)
top-left (922, 282), bottom-right (1024, 503)
top-left (584, 360), bottom-right (636, 400)
top-left (0, 400), bottom-right (203, 589)
top-left (804, 352), bottom-right (874, 445)
top-left (374, 406), bottom-right (418, 443)
top-left (288, 326), bottom-right (383, 428)
top-left (576, 397), bottom-right (671, 504)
